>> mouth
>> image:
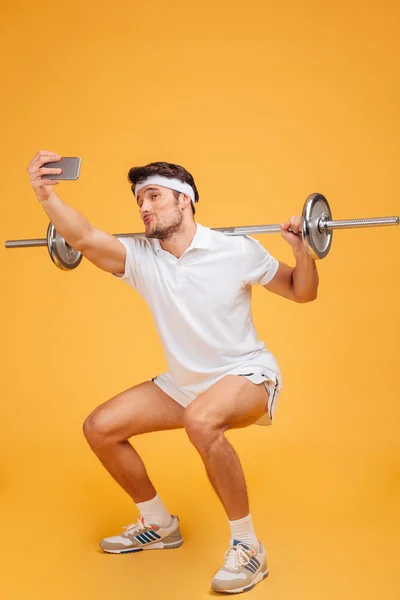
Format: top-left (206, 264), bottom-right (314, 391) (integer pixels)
top-left (143, 215), bottom-right (153, 225)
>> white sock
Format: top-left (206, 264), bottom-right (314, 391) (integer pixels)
top-left (229, 514), bottom-right (259, 552)
top-left (135, 493), bottom-right (172, 528)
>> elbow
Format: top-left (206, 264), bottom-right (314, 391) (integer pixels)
top-left (294, 291), bottom-right (318, 303)
top-left (71, 229), bottom-right (94, 252)
top-left (306, 293), bottom-right (318, 303)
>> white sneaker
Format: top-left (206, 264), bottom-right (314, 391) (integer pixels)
top-left (211, 540), bottom-right (269, 594)
top-left (100, 515), bottom-right (183, 554)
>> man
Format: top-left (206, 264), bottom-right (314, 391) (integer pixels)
top-left (27, 150), bottom-right (318, 594)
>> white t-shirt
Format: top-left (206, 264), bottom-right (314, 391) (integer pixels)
top-left (114, 223), bottom-right (281, 387)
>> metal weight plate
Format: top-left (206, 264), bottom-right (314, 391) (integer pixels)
top-left (301, 193), bottom-right (333, 260)
top-left (46, 223), bottom-right (83, 270)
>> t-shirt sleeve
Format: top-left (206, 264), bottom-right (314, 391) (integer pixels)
top-left (242, 235), bottom-right (279, 286)
top-left (112, 237), bottom-right (140, 289)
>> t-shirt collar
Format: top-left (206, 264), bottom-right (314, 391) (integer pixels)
top-left (152, 223), bottom-right (211, 254)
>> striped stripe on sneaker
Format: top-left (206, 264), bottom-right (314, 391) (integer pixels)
top-left (100, 515), bottom-right (183, 554)
top-left (211, 541), bottom-right (269, 594)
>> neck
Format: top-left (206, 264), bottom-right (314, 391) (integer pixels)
top-left (160, 221), bottom-right (197, 258)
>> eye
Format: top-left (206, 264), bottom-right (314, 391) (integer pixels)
top-left (152, 194), bottom-right (158, 199)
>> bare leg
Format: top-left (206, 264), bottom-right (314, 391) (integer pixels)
top-left (184, 375), bottom-right (270, 521)
top-left (83, 381), bottom-right (185, 503)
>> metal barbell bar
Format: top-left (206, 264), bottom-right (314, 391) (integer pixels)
top-left (4, 193), bottom-right (399, 270)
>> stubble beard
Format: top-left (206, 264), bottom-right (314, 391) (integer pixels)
top-left (145, 205), bottom-right (184, 241)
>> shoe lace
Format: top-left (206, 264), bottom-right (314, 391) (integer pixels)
top-left (223, 544), bottom-right (255, 572)
top-left (121, 516), bottom-right (148, 537)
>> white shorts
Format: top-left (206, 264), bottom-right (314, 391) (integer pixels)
top-left (150, 365), bottom-right (282, 427)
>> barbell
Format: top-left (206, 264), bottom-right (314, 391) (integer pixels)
top-left (4, 193), bottom-right (399, 270)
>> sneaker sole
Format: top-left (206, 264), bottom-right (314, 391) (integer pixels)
top-left (101, 538), bottom-right (184, 554)
top-left (212, 568), bottom-right (269, 594)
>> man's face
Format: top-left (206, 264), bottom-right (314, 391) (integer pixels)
top-left (136, 184), bottom-right (183, 240)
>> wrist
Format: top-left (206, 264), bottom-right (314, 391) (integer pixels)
top-left (293, 244), bottom-right (311, 259)
top-left (37, 190), bottom-right (57, 205)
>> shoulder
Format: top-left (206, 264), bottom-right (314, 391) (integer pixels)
top-left (208, 229), bottom-right (269, 259)
top-left (116, 234), bottom-right (156, 254)
top-left (205, 226), bottom-right (246, 252)
top-left (241, 234), bottom-right (273, 256)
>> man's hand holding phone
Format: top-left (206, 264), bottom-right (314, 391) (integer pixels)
top-left (27, 151), bottom-right (81, 202)
top-left (27, 150), bottom-right (63, 202)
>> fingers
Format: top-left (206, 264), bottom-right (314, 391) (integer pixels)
top-left (281, 216), bottom-right (302, 234)
top-left (30, 166), bottom-right (63, 184)
top-left (27, 150), bottom-right (61, 176)
top-left (38, 166), bottom-right (63, 178)
top-left (27, 151), bottom-right (64, 190)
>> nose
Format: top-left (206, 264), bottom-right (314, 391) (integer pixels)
top-left (140, 198), bottom-right (152, 215)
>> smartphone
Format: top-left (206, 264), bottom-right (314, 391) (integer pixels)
top-left (41, 157), bottom-right (81, 180)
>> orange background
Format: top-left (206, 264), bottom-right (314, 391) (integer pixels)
top-left (1, 1), bottom-right (399, 598)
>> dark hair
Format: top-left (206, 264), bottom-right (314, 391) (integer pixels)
top-left (128, 161), bottom-right (199, 215)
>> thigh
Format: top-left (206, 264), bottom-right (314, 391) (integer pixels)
top-left (187, 375), bottom-right (271, 430)
top-left (85, 381), bottom-right (185, 441)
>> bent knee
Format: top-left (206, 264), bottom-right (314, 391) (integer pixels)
top-left (83, 409), bottom-right (119, 448)
top-left (184, 406), bottom-right (223, 447)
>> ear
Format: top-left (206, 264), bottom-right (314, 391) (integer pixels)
top-left (180, 193), bottom-right (192, 210)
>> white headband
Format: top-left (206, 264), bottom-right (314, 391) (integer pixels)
top-left (134, 176), bottom-right (196, 205)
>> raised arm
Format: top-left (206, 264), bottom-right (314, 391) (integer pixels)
top-left (263, 216), bottom-right (319, 302)
top-left (263, 259), bottom-right (318, 303)
top-left (27, 150), bottom-right (126, 274)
